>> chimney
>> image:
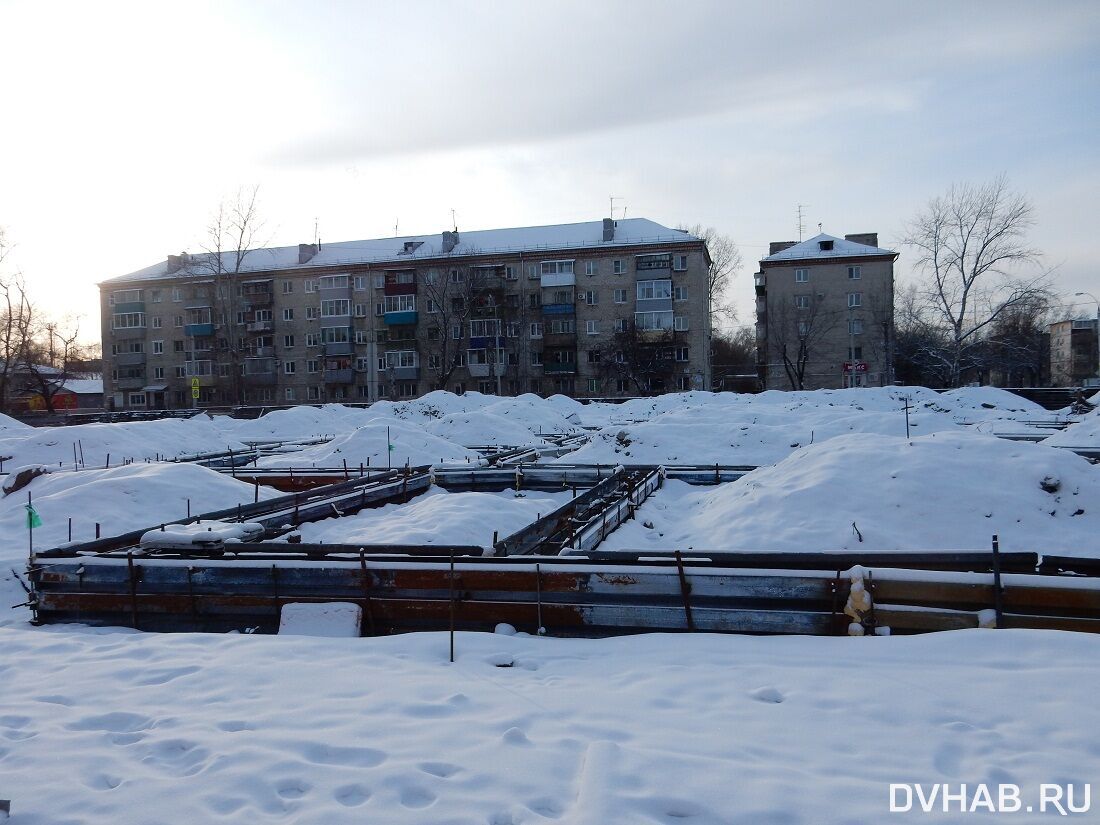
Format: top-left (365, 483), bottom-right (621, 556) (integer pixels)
top-left (166, 254), bottom-right (183, 273)
top-left (844, 233), bottom-right (879, 248)
top-left (442, 230), bottom-right (459, 254)
top-left (298, 243), bottom-right (318, 264)
top-left (602, 218), bottom-right (615, 242)
top-left (768, 241), bottom-right (797, 255)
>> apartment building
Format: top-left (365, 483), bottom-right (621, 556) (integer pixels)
top-left (755, 233), bottom-right (897, 390)
top-left (1048, 318), bottom-right (1099, 387)
top-left (100, 218), bottom-right (711, 409)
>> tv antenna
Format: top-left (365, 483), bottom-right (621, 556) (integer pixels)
top-left (313, 217), bottom-right (319, 246)
top-left (450, 208), bottom-right (457, 232)
top-left (394, 218), bottom-right (399, 237)
top-left (609, 196), bottom-right (622, 220)
top-left (796, 204), bottom-right (809, 241)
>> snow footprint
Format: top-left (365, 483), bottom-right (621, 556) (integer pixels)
top-left (749, 686), bottom-right (785, 704)
top-left (334, 784), bottom-right (371, 807)
top-left (418, 761), bottom-right (462, 778)
top-left (399, 785), bottom-right (437, 809)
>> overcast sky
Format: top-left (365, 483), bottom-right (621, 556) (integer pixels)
top-left (1, 0), bottom-right (1097, 337)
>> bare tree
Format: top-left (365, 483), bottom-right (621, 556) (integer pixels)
top-left (902, 175), bottom-right (1051, 387)
top-left (195, 186), bottom-right (266, 405)
top-left (418, 258), bottom-right (494, 391)
top-left (21, 319), bottom-right (86, 413)
top-left (767, 293), bottom-right (841, 390)
top-left (678, 224), bottom-right (742, 326)
top-left (0, 230), bottom-right (34, 410)
top-left (597, 322), bottom-right (682, 396)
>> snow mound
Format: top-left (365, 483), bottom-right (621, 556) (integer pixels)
top-left (0, 416), bottom-right (245, 468)
top-left (255, 420), bottom-right (480, 469)
top-left (1041, 411), bottom-right (1100, 448)
top-left (0, 411), bottom-right (33, 434)
top-left (423, 412), bottom-right (553, 447)
top-left (600, 431), bottom-right (1100, 554)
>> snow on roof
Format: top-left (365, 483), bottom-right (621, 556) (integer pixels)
top-left (61, 378), bottom-right (103, 395)
top-left (104, 218), bottom-right (699, 285)
top-left (762, 233), bottom-right (897, 263)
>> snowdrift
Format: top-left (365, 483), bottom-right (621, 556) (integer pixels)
top-left (600, 431), bottom-right (1100, 554)
top-left (255, 420), bottom-right (481, 469)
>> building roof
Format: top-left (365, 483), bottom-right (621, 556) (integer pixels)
top-left (61, 378), bottom-right (104, 395)
top-left (104, 218), bottom-right (698, 285)
top-left (761, 233), bottom-right (897, 263)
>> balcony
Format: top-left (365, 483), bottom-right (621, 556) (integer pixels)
top-left (390, 366), bottom-right (420, 380)
top-left (323, 368), bottom-right (355, 384)
top-left (322, 341), bottom-right (353, 356)
top-left (541, 303), bottom-right (575, 316)
top-left (112, 326), bottom-right (146, 339)
top-left (243, 372), bottom-right (276, 386)
top-left (185, 323), bottom-right (215, 337)
top-left (241, 292), bottom-right (273, 308)
top-left (636, 255), bottom-right (672, 274)
top-left (469, 336), bottom-right (505, 350)
top-left (384, 281), bottom-right (417, 296)
top-left (251, 346), bottom-right (275, 358)
top-left (246, 320), bottom-right (274, 333)
top-left (467, 363), bottom-right (492, 378)
top-left (116, 377), bottom-right (146, 390)
top-left (114, 351), bottom-right (146, 366)
top-left (543, 362), bottom-right (577, 375)
top-left (384, 310), bottom-right (418, 325)
top-left (540, 272), bottom-right (576, 288)
top-left (543, 332), bottom-right (576, 347)
top-left (113, 301), bottom-right (145, 314)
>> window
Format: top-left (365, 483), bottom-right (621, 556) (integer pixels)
top-left (128, 392), bottom-right (147, 406)
top-left (112, 312), bottom-right (145, 329)
top-left (109, 288), bottom-right (141, 305)
top-left (505, 265), bottom-right (518, 280)
top-left (150, 289), bottom-right (161, 303)
top-left (795, 295), bottom-right (811, 310)
top-left (307, 386), bottom-right (320, 400)
top-left (673, 286), bottom-right (688, 301)
top-left (587, 379), bottom-right (600, 393)
top-left (449, 269), bottom-right (465, 284)
top-left (355, 330), bottom-right (369, 344)
top-left (530, 350), bottom-right (543, 366)
top-left (307, 359), bottom-right (319, 374)
top-left (549, 319), bottom-right (575, 334)
top-left (151, 316), bottom-right (162, 329)
top-left (848, 266), bottom-right (861, 280)
top-left (321, 299), bottom-right (350, 317)
top-left (384, 350), bottom-right (418, 369)
top-left (586, 320), bottom-right (599, 336)
top-left (427, 354), bottom-right (441, 370)
top-left (284, 335), bottom-right (295, 348)
top-left (307, 306), bottom-right (318, 320)
top-left (529, 322), bottom-right (543, 339)
top-left (582, 290), bottom-right (598, 305)
top-left (673, 316), bottom-right (689, 332)
top-left (637, 253), bottom-right (671, 271)
top-left (527, 264), bottom-right (539, 279)
top-left (673, 254), bottom-right (688, 272)
top-left (282, 280), bottom-right (294, 294)
top-left (320, 326), bottom-right (349, 344)
top-left (152, 340), bottom-right (164, 354)
top-left (637, 280), bottom-right (672, 300)
top-left (848, 319), bottom-right (864, 335)
top-left (587, 350), bottom-right (601, 363)
top-left (426, 299), bottom-right (438, 314)
top-left (319, 275), bottom-right (349, 290)
top-left (585, 261), bottom-right (598, 276)
top-left (470, 319), bottom-right (501, 337)
top-left (356, 357), bottom-right (371, 371)
top-left (676, 347), bottom-right (689, 362)
top-left (354, 303), bottom-right (367, 317)
top-left (304, 280), bottom-right (315, 294)
top-left (678, 376), bottom-right (692, 391)
top-left (614, 289), bottom-right (627, 304)
top-left (306, 332), bottom-right (320, 347)
top-left (172, 287), bottom-right (182, 302)
top-left (284, 360), bottom-right (296, 374)
top-left (173, 340), bottom-right (185, 353)
top-left (452, 323), bottom-right (463, 340)
top-left (614, 318), bottom-right (628, 333)
top-left (285, 387), bottom-right (295, 400)
top-left (848, 292), bottom-right (862, 308)
top-left (795, 268), bottom-right (808, 283)
top-left (848, 346), bottom-right (864, 360)
top-left (354, 275), bottom-right (367, 291)
top-left (635, 311), bottom-right (673, 331)
top-left (612, 259), bottom-right (625, 275)
top-left (616, 379), bottom-right (630, 393)
top-left (383, 294), bottom-right (415, 313)
top-left (540, 260), bottom-right (574, 275)
top-left (283, 308), bottom-right (294, 321)
top-left (219, 363), bottom-right (232, 377)
top-left (174, 315), bottom-right (184, 327)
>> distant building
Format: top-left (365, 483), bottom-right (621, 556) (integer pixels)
top-left (99, 219), bottom-right (712, 409)
top-left (10, 373), bottom-right (103, 412)
top-left (1048, 318), bottom-right (1099, 387)
top-left (755, 233), bottom-right (898, 390)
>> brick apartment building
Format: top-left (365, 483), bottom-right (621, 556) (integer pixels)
top-left (755, 233), bottom-right (898, 390)
top-left (1048, 318), bottom-right (1099, 387)
top-left (100, 218), bottom-right (711, 409)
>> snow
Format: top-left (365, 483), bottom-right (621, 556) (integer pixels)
top-left (139, 521), bottom-right (266, 549)
top-left (0, 415), bottom-right (246, 468)
top-left (0, 411), bottom-right (33, 434)
top-left (1041, 409), bottom-right (1100, 447)
top-left (255, 420), bottom-right (482, 469)
top-left (762, 232), bottom-right (896, 261)
top-left (293, 488), bottom-right (573, 549)
top-left (0, 627), bottom-right (1097, 823)
top-left (423, 412), bottom-right (553, 447)
top-left (600, 432), bottom-right (1100, 555)
top-left (106, 218), bottom-right (695, 283)
top-left (278, 602), bottom-right (362, 637)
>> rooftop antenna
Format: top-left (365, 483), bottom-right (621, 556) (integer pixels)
top-left (818, 222), bottom-right (823, 233)
top-left (609, 195), bottom-right (621, 221)
top-left (450, 208), bottom-right (457, 232)
top-left (394, 218), bottom-right (399, 237)
top-left (313, 217), bottom-right (319, 246)
top-left (796, 204), bottom-right (809, 241)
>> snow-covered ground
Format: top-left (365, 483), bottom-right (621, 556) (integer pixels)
top-left (1, 627), bottom-right (1097, 824)
top-left (601, 432), bottom-right (1100, 555)
top-left (294, 488), bottom-right (572, 549)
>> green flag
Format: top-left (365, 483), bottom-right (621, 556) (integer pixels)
top-left (388, 443), bottom-right (395, 452)
top-left (26, 504), bottom-right (42, 529)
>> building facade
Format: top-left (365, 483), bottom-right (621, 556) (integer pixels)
top-left (755, 233), bottom-right (897, 390)
top-left (100, 218), bottom-right (711, 409)
top-left (1048, 318), bottom-right (1099, 387)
